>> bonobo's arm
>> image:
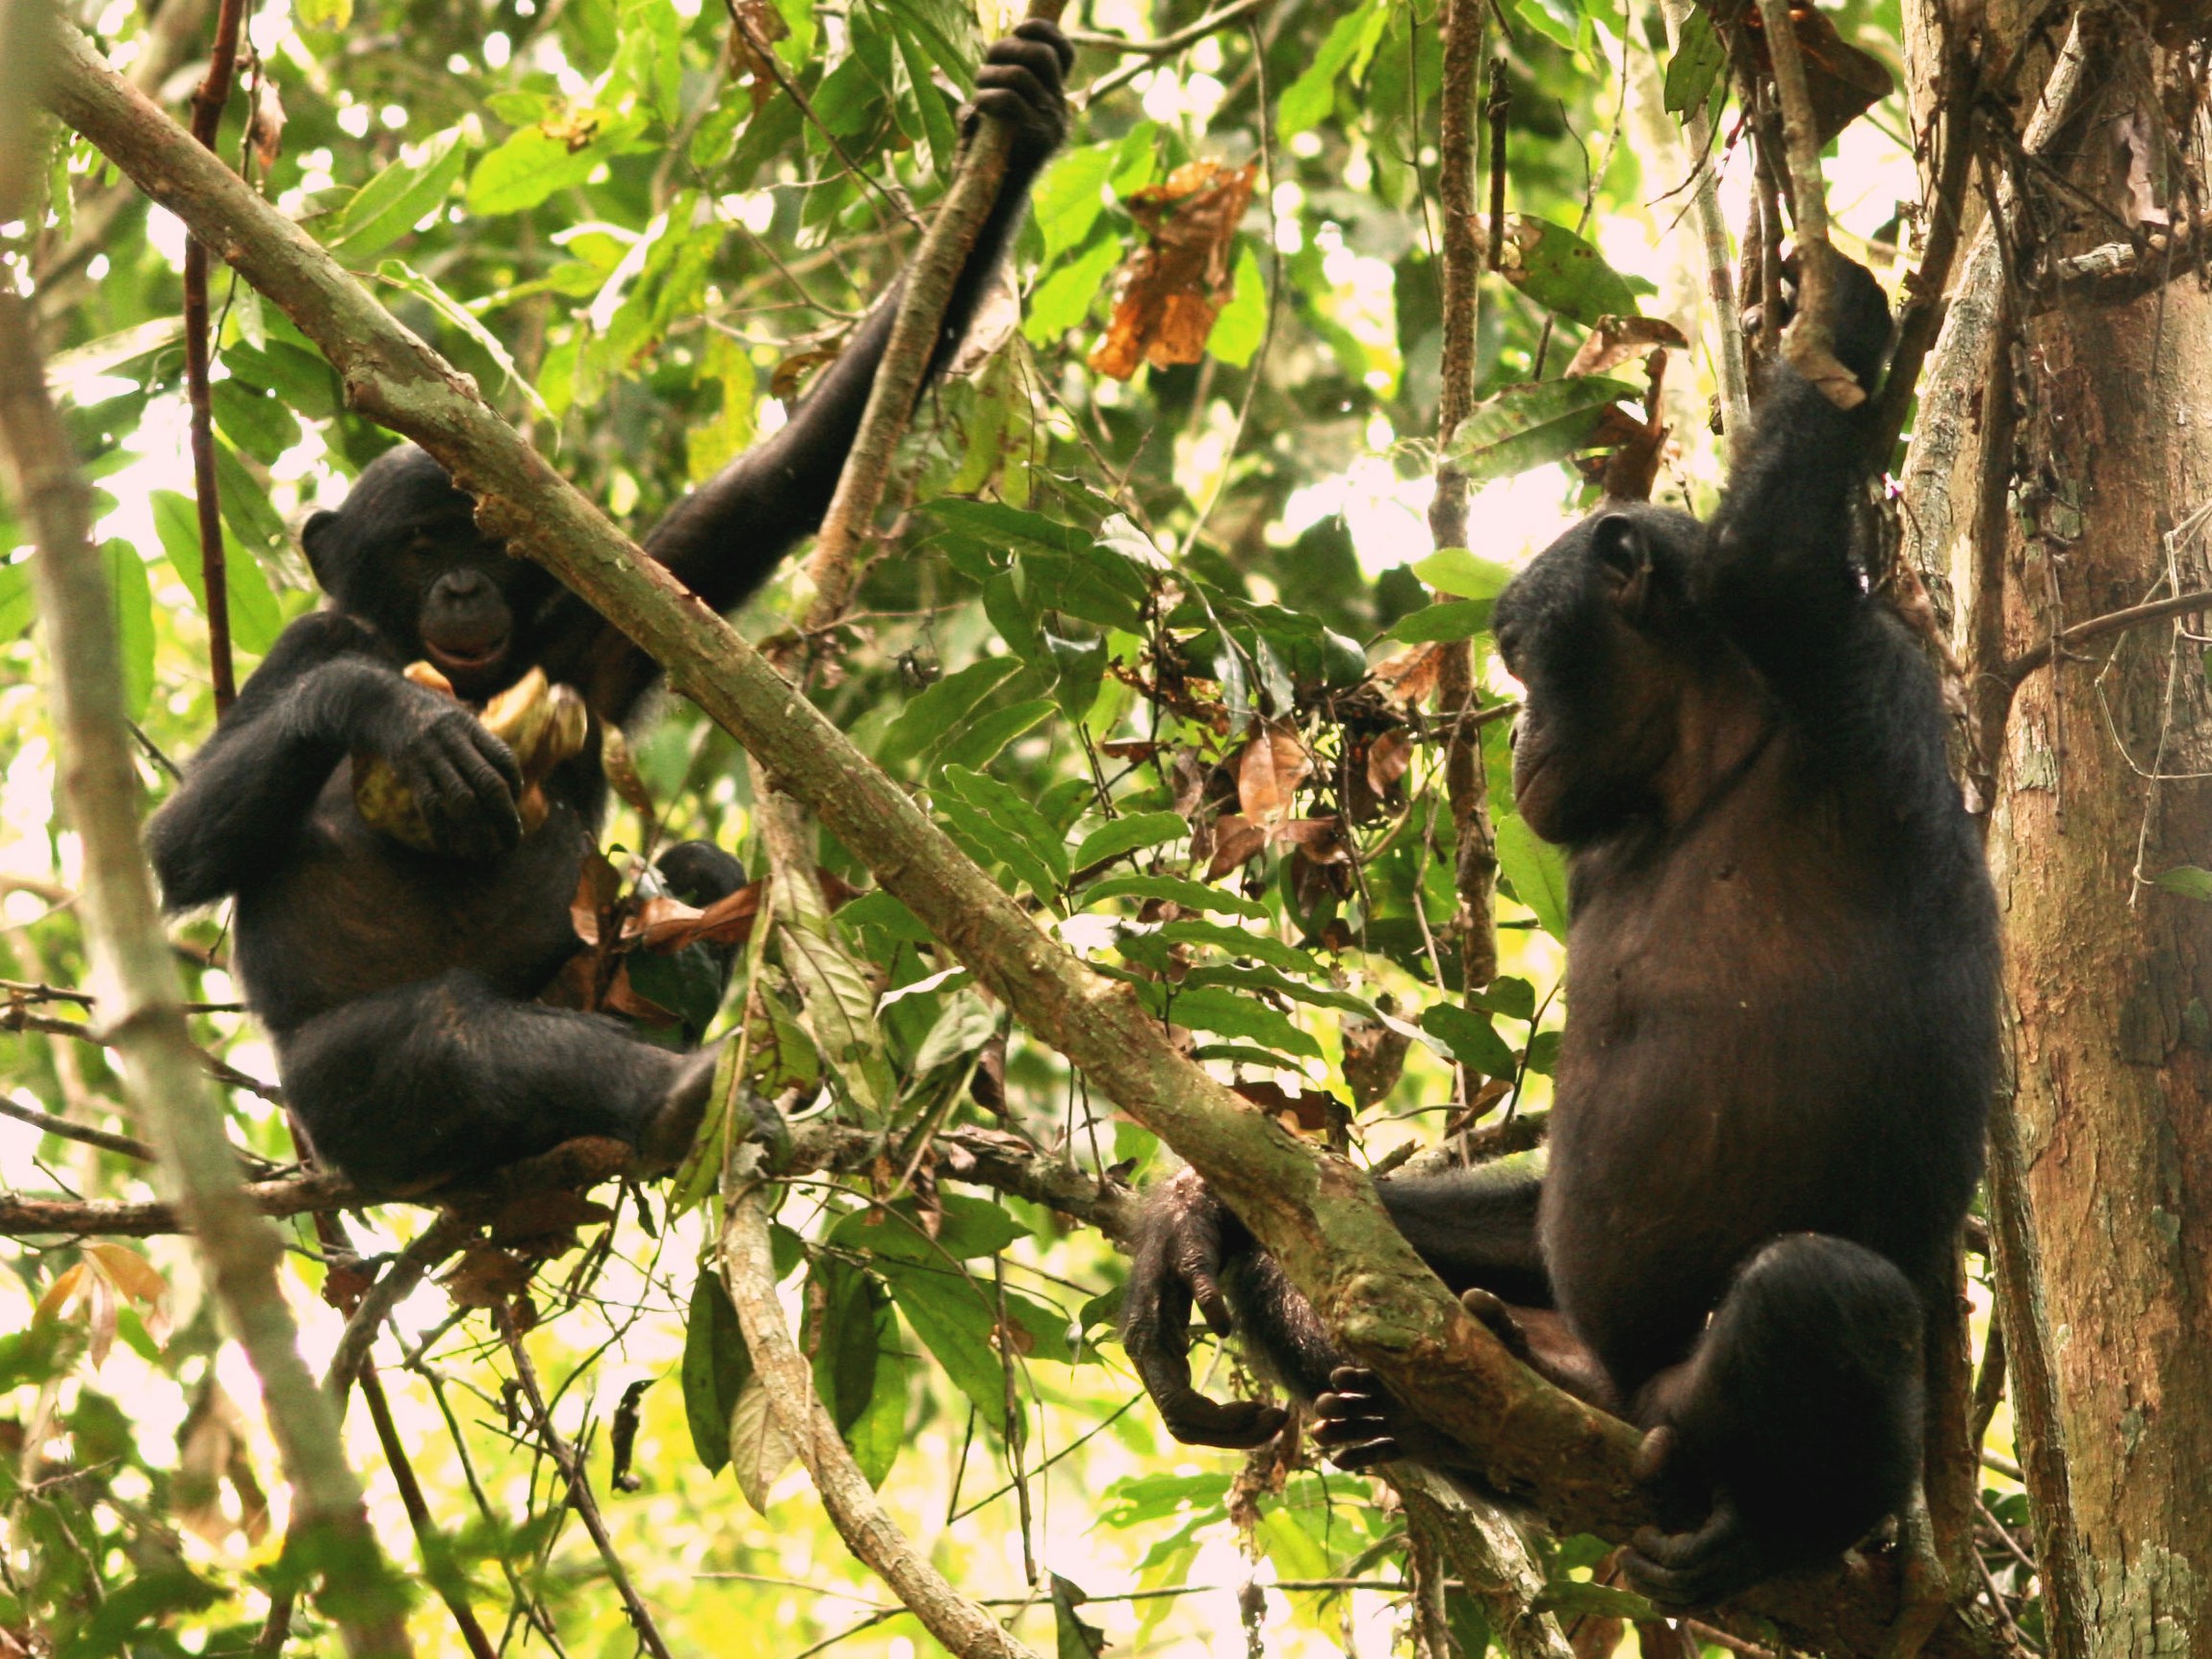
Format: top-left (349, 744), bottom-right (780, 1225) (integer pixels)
top-left (1700, 257), bottom-right (1890, 708)
top-left (638, 24), bottom-right (1073, 620)
top-left (146, 612), bottom-right (523, 906)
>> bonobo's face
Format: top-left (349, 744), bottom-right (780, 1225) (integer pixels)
top-left (302, 446), bottom-right (558, 697)
top-left (1492, 505), bottom-right (1700, 847)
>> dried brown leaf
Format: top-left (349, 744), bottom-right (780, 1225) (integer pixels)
top-left (1089, 160), bottom-right (1260, 381)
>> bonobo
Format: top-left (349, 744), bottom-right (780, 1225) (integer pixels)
top-left (1119, 255), bottom-right (1998, 1606)
top-left (146, 25), bottom-right (1073, 1194)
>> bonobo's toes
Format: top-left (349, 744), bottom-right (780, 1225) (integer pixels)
top-left (1459, 1287), bottom-right (1531, 1355)
top-left (635, 1046), bottom-right (721, 1172)
top-left (1312, 1365), bottom-right (1403, 1468)
top-left (1622, 1502), bottom-right (1768, 1609)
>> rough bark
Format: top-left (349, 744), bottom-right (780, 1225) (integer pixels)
top-left (1902, 7), bottom-right (2212, 1657)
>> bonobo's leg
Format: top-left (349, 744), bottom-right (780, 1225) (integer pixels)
top-left (1623, 1235), bottom-right (1925, 1608)
top-left (1377, 1161), bottom-right (1551, 1305)
top-left (279, 970), bottom-right (715, 1193)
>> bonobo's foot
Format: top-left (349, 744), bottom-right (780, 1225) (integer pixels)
top-left (1156, 1391), bottom-right (1290, 1450)
top-left (1619, 1426), bottom-right (1773, 1609)
top-left (634, 1045), bottom-right (722, 1172)
top-left (1312, 1365), bottom-right (1464, 1470)
top-left (1460, 1286), bottom-right (1533, 1357)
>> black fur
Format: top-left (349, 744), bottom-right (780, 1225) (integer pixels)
top-left (1119, 256), bottom-right (1998, 1606)
top-left (145, 26), bottom-right (1073, 1194)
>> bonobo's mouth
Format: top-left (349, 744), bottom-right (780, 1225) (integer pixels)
top-left (424, 634), bottom-right (510, 676)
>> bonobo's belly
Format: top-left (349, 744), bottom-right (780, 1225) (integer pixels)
top-left (1538, 778), bottom-right (1919, 1386)
top-left (234, 765), bottom-right (590, 1034)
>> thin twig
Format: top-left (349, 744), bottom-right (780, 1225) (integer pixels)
top-left (497, 1306), bottom-right (674, 1659)
top-left (2003, 588), bottom-right (2212, 682)
top-left (1751, 0), bottom-right (1856, 403)
top-left (1066, 0), bottom-right (1264, 57)
top-left (359, 1365), bottom-right (501, 1659)
top-left (181, 0), bottom-right (248, 709)
top-left (324, 1212), bottom-right (475, 1399)
top-left (0, 1095), bottom-right (153, 1160)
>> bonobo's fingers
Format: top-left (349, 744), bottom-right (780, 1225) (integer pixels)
top-left (970, 20), bottom-right (1070, 157)
top-left (402, 705), bottom-right (522, 860)
top-left (1623, 1501), bottom-right (1768, 1610)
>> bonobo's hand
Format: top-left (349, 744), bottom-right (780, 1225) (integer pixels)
top-left (967, 21), bottom-right (1074, 167)
top-left (359, 678), bottom-right (523, 860)
top-left (1745, 250), bottom-right (1893, 393)
top-left (1119, 1167), bottom-right (1290, 1449)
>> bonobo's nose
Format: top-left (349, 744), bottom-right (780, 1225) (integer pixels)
top-left (438, 566), bottom-right (488, 599)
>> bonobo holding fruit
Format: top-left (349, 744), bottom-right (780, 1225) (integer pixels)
top-left (1119, 253), bottom-right (1998, 1606)
top-left (146, 24), bottom-right (1074, 1193)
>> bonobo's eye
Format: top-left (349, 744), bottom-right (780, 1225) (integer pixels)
top-left (1494, 625), bottom-right (1524, 673)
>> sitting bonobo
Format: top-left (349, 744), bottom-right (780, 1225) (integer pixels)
top-left (1119, 255), bottom-right (1999, 1605)
top-left (145, 25), bottom-right (1073, 1194)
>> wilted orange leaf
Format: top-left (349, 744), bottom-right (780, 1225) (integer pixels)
top-left (1237, 721), bottom-right (1312, 826)
top-left (1090, 160), bottom-right (1260, 381)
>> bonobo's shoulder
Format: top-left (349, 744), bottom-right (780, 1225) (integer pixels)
top-left (249, 608), bottom-right (400, 680)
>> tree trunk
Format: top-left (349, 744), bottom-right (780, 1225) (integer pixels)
top-left (1904, 11), bottom-right (2212, 1655)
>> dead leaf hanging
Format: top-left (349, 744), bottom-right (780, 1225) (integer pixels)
top-left (1089, 160), bottom-right (1260, 381)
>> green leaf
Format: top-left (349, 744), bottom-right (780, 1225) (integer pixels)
top-left (1443, 378), bottom-right (1639, 484)
top-left (330, 128), bottom-right (469, 258)
top-left (779, 908), bottom-right (896, 1121)
top-left (1033, 142), bottom-right (1118, 260)
top-left (223, 340), bottom-right (341, 421)
top-left (1025, 238), bottom-right (1122, 344)
top-left (149, 489), bottom-right (284, 656)
top-left (877, 655), bottom-right (1025, 770)
top-left (2154, 866), bottom-right (2212, 901)
top-left (940, 765), bottom-right (1071, 882)
top-left (1467, 975), bottom-right (1537, 1021)
top-left (730, 1375), bottom-right (797, 1513)
top-left (211, 378), bottom-right (302, 466)
top-left (1500, 217), bottom-right (1644, 326)
top-left (1047, 629), bottom-right (1107, 722)
top-left (935, 697), bottom-right (1055, 773)
top-left (1495, 812), bottom-right (1571, 940)
top-left (212, 440), bottom-right (288, 555)
top-left (296, 0), bottom-right (349, 29)
top-left (376, 260), bottom-right (553, 422)
top-left (682, 1269), bottom-right (753, 1475)
top-left (939, 794), bottom-right (1063, 904)
top-left (1278, 0), bottom-right (1385, 136)
top-left (1663, 7), bottom-right (1727, 119)
top-left (1156, 918), bottom-right (1319, 976)
top-left (924, 500), bottom-right (1086, 559)
top-left (0, 560), bottom-right (30, 643)
top-left (881, 1259), bottom-right (1008, 1433)
top-left (1414, 547), bottom-right (1519, 600)
top-left (1071, 811), bottom-right (1190, 871)
top-left (1178, 962), bottom-right (1376, 1018)
top-left (1207, 242), bottom-right (1267, 369)
top-left (1079, 874), bottom-right (1269, 919)
top-left (1054, 1575), bottom-right (1111, 1659)
top-left (1389, 600), bottom-right (1494, 643)
top-left (468, 115), bottom-right (642, 216)
top-left (1422, 1004), bottom-right (1518, 1078)
top-left (1153, 985), bottom-right (1320, 1058)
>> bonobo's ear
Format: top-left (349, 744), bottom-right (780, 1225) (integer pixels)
top-left (300, 510), bottom-right (341, 593)
top-left (1591, 513), bottom-right (1654, 621)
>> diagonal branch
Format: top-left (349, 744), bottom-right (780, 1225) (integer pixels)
top-left (38, 30), bottom-right (2004, 1657)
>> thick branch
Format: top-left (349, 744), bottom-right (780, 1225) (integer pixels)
top-left (722, 1147), bottom-right (1045, 1659)
top-left (800, 0), bottom-right (1066, 629)
top-left (39, 36), bottom-right (2003, 1656)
